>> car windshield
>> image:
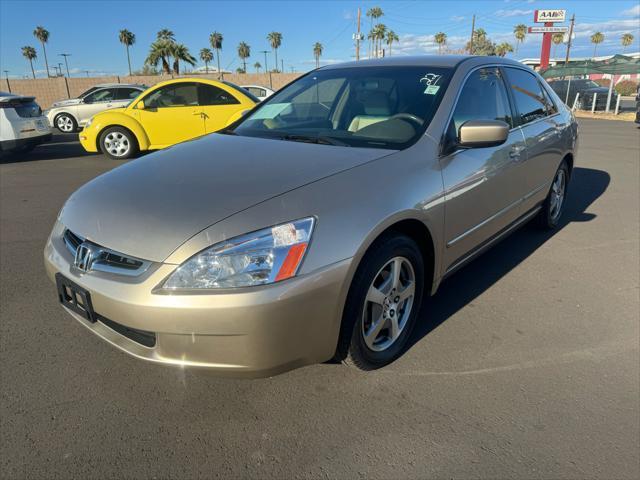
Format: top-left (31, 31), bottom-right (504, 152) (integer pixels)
top-left (230, 66), bottom-right (452, 149)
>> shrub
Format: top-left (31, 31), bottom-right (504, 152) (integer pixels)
top-left (615, 80), bottom-right (639, 96)
top-left (594, 78), bottom-right (611, 87)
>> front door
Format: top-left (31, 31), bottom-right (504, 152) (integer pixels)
top-left (197, 83), bottom-right (245, 134)
top-left (78, 87), bottom-right (120, 125)
top-left (440, 66), bottom-right (527, 271)
top-left (135, 82), bottom-right (206, 147)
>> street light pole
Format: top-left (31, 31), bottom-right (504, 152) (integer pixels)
top-left (260, 50), bottom-right (269, 73)
top-left (59, 53), bottom-right (72, 77)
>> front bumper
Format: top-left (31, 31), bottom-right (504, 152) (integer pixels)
top-left (79, 129), bottom-right (98, 152)
top-left (44, 225), bottom-right (351, 377)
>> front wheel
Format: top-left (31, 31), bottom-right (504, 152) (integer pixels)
top-left (99, 127), bottom-right (138, 160)
top-left (339, 234), bottom-right (425, 370)
top-left (55, 113), bottom-right (77, 133)
top-left (537, 160), bottom-right (569, 229)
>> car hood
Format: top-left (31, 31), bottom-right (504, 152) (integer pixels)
top-left (60, 133), bottom-right (394, 262)
top-left (51, 98), bottom-right (82, 107)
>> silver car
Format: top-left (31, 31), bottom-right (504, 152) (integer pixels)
top-left (45, 56), bottom-right (578, 377)
top-left (45, 84), bottom-right (146, 133)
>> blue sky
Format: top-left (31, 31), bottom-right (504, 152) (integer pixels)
top-left (1, 0), bottom-right (639, 78)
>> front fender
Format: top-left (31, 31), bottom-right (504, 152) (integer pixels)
top-left (91, 112), bottom-right (150, 151)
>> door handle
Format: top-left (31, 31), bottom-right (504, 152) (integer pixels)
top-left (192, 111), bottom-right (203, 116)
top-left (509, 146), bottom-right (524, 160)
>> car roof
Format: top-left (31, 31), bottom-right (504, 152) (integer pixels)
top-left (93, 83), bottom-right (147, 88)
top-left (0, 92), bottom-right (35, 102)
top-left (240, 84), bottom-right (273, 90)
top-left (319, 55), bottom-right (526, 70)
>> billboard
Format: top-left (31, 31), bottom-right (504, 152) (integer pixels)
top-left (528, 26), bottom-right (569, 33)
top-left (534, 10), bottom-right (566, 23)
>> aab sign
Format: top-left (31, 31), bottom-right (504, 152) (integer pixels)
top-left (534, 9), bottom-right (566, 23)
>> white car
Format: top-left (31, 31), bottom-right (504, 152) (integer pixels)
top-left (45, 83), bottom-right (147, 133)
top-left (240, 85), bottom-right (275, 102)
top-left (0, 92), bottom-right (51, 155)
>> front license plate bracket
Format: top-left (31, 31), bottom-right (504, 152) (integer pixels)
top-left (55, 273), bottom-right (96, 323)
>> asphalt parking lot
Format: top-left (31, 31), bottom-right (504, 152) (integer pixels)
top-left (1, 120), bottom-right (638, 479)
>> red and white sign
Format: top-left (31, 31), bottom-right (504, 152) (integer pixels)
top-left (534, 9), bottom-right (566, 23)
top-left (528, 26), bottom-right (569, 33)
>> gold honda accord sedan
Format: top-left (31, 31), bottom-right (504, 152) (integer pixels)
top-left (45, 56), bottom-right (578, 377)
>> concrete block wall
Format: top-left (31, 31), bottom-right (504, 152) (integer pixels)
top-left (2, 73), bottom-right (302, 109)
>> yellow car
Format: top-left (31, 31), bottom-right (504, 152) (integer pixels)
top-left (79, 78), bottom-right (257, 159)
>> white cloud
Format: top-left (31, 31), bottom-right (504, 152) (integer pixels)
top-left (621, 5), bottom-right (640, 17)
top-left (450, 15), bottom-right (465, 22)
top-left (495, 9), bottom-right (533, 18)
top-left (300, 58), bottom-right (347, 65)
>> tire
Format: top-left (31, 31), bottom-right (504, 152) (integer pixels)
top-left (338, 233), bottom-right (425, 371)
top-left (99, 127), bottom-right (138, 160)
top-left (537, 160), bottom-right (569, 229)
top-left (54, 113), bottom-right (77, 133)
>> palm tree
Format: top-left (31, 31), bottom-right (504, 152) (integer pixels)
top-left (145, 39), bottom-right (174, 74)
top-left (119, 29), bottom-right (135, 76)
top-left (157, 29), bottom-right (175, 41)
top-left (621, 33), bottom-right (634, 53)
top-left (200, 48), bottom-right (213, 73)
top-left (253, 61), bottom-right (261, 73)
top-left (170, 43), bottom-right (196, 75)
top-left (386, 30), bottom-right (399, 56)
top-left (366, 6), bottom-right (384, 58)
top-left (513, 24), bottom-right (527, 54)
top-left (267, 32), bottom-right (283, 72)
top-left (209, 31), bottom-right (223, 75)
top-left (21, 46), bottom-right (37, 78)
top-left (495, 42), bottom-right (514, 57)
top-left (590, 32), bottom-right (604, 58)
top-left (33, 26), bottom-right (50, 77)
top-left (237, 42), bottom-right (251, 73)
top-left (313, 42), bottom-right (323, 68)
top-left (552, 33), bottom-right (563, 59)
top-left (371, 24), bottom-right (386, 57)
top-left (434, 32), bottom-right (447, 55)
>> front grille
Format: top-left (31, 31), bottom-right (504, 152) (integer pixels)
top-left (63, 228), bottom-right (150, 276)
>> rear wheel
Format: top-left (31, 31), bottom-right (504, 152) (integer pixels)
top-left (99, 127), bottom-right (138, 160)
top-left (339, 234), bottom-right (425, 370)
top-left (537, 160), bottom-right (569, 229)
top-left (55, 113), bottom-right (77, 133)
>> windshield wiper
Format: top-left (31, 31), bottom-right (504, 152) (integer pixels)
top-left (280, 134), bottom-right (349, 147)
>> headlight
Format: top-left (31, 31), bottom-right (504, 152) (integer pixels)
top-left (162, 217), bottom-right (315, 290)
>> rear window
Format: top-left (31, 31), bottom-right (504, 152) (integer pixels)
top-left (1, 100), bottom-right (42, 118)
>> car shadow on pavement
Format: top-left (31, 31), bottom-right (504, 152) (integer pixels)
top-left (0, 133), bottom-right (91, 164)
top-left (407, 166), bottom-right (611, 352)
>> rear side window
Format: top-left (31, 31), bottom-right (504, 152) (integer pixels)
top-left (198, 84), bottom-right (240, 105)
top-left (450, 67), bottom-right (513, 134)
top-left (116, 88), bottom-right (142, 100)
top-left (245, 87), bottom-right (266, 97)
top-left (84, 88), bottom-right (117, 103)
top-left (504, 67), bottom-right (550, 125)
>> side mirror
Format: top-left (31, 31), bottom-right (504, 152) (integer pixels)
top-left (458, 119), bottom-right (509, 148)
top-left (136, 100), bottom-right (146, 110)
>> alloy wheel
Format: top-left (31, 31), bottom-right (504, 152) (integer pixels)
top-left (361, 256), bottom-right (415, 352)
top-left (103, 132), bottom-right (131, 158)
top-left (549, 168), bottom-right (566, 221)
top-left (56, 115), bottom-right (74, 132)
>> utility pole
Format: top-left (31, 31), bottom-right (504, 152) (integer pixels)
top-left (59, 53), bottom-right (71, 77)
top-left (563, 14), bottom-right (575, 65)
top-left (281, 58), bottom-right (284, 73)
top-left (469, 14), bottom-right (476, 55)
top-left (260, 50), bottom-right (269, 73)
top-left (57, 63), bottom-right (63, 77)
top-left (85, 70), bottom-right (89, 77)
top-left (356, 7), bottom-right (361, 61)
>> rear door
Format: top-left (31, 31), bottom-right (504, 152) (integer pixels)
top-left (134, 82), bottom-right (205, 147)
top-left (503, 67), bottom-right (563, 212)
top-left (440, 66), bottom-right (527, 270)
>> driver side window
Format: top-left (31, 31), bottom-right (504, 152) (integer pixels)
top-left (450, 67), bottom-right (513, 137)
top-left (143, 83), bottom-right (199, 109)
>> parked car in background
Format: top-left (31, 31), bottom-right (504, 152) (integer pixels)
top-left (0, 92), bottom-right (51, 155)
top-left (635, 84), bottom-right (639, 124)
top-left (547, 78), bottom-right (610, 110)
top-left (45, 84), bottom-right (147, 133)
top-left (240, 84), bottom-right (275, 101)
top-left (46, 56), bottom-right (578, 377)
top-left (79, 78), bottom-right (258, 159)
